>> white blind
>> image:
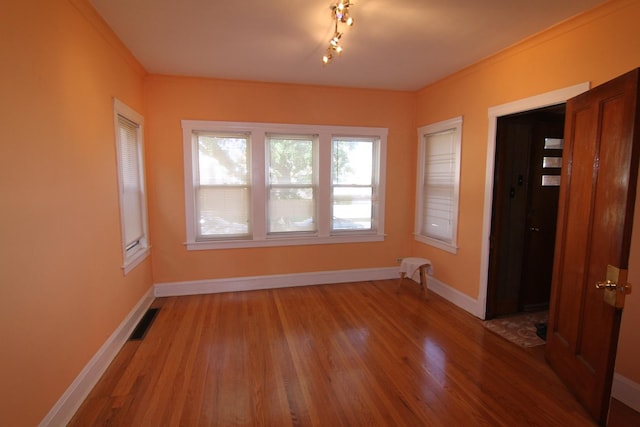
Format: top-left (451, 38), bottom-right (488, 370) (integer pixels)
top-left (117, 115), bottom-right (144, 250)
top-left (421, 129), bottom-right (456, 242)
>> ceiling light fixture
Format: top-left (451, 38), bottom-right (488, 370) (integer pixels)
top-left (322, 1), bottom-right (354, 65)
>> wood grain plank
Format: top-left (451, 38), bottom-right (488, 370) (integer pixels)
top-left (69, 279), bottom-right (629, 426)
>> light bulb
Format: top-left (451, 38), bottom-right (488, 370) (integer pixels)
top-left (346, 16), bottom-right (354, 26)
top-left (330, 32), bottom-right (342, 46)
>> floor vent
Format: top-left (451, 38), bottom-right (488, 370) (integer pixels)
top-left (129, 308), bottom-right (159, 341)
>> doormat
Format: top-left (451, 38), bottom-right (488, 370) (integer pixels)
top-left (483, 311), bottom-right (547, 348)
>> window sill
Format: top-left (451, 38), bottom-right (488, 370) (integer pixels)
top-left (185, 233), bottom-right (385, 250)
top-left (122, 247), bottom-right (150, 275)
top-left (414, 235), bottom-right (458, 254)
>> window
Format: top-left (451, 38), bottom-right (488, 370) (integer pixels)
top-left (415, 116), bottom-right (462, 253)
top-left (183, 121), bottom-right (387, 250)
top-left (267, 134), bottom-right (317, 234)
top-left (332, 137), bottom-right (377, 231)
top-left (113, 99), bottom-right (150, 273)
top-left (195, 132), bottom-right (251, 239)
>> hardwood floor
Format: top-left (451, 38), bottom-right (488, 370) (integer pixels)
top-left (70, 280), bottom-right (637, 426)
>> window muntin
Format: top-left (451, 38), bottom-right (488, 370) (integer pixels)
top-left (114, 99), bottom-right (150, 273)
top-left (195, 133), bottom-right (251, 239)
top-left (267, 134), bottom-right (317, 234)
top-left (331, 137), bottom-right (377, 231)
top-left (415, 117), bottom-right (462, 253)
top-left (182, 121), bottom-right (387, 250)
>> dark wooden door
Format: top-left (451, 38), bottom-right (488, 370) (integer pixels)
top-left (487, 108), bottom-right (564, 318)
top-left (546, 68), bottom-right (640, 425)
top-left (520, 113), bottom-right (565, 311)
top-left (487, 116), bottom-right (532, 316)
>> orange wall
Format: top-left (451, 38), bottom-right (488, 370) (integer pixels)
top-left (144, 76), bottom-right (415, 283)
top-left (413, 0), bottom-right (640, 383)
top-left (0, 1), bottom-right (152, 425)
top-left (4, 0), bottom-right (640, 424)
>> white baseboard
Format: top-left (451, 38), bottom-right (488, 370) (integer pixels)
top-left (39, 287), bottom-right (155, 427)
top-left (154, 268), bottom-right (485, 318)
top-left (612, 373), bottom-right (640, 412)
top-left (154, 266), bottom-right (399, 297)
top-left (427, 275), bottom-right (484, 318)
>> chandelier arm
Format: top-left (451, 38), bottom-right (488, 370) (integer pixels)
top-left (322, 1), bottom-right (354, 65)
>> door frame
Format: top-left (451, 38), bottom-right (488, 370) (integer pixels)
top-left (478, 82), bottom-right (590, 319)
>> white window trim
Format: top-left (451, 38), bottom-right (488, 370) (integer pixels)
top-left (415, 116), bottom-right (462, 254)
top-left (182, 120), bottom-right (388, 250)
top-left (113, 98), bottom-right (150, 273)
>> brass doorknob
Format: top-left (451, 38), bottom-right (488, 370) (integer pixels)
top-left (596, 280), bottom-right (617, 289)
top-left (596, 265), bottom-right (633, 308)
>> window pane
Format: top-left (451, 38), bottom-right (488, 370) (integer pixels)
top-left (267, 136), bottom-right (316, 233)
top-left (333, 139), bottom-right (373, 185)
top-left (422, 130), bottom-right (456, 241)
top-left (421, 195), bottom-right (453, 240)
top-left (268, 137), bottom-right (313, 185)
top-left (268, 188), bottom-right (315, 232)
top-left (118, 115), bottom-right (144, 248)
top-left (196, 133), bottom-right (250, 239)
top-left (332, 187), bottom-right (372, 230)
top-left (198, 135), bottom-right (248, 185)
top-left (332, 137), bottom-right (376, 231)
top-left (198, 187), bottom-right (249, 237)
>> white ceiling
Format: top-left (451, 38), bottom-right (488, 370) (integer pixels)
top-left (91, 0), bottom-right (607, 91)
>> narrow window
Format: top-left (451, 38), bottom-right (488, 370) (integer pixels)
top-left (266, 134), bottom-right (317, 234)
top-left (331, 137), bottom-right (378, 232)
top-left (195, 132), bottom-right (251, 239)
top-left (114, 99), bottom-right (149, 273)
top-left (416, 117), bottom-right (462, 253)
